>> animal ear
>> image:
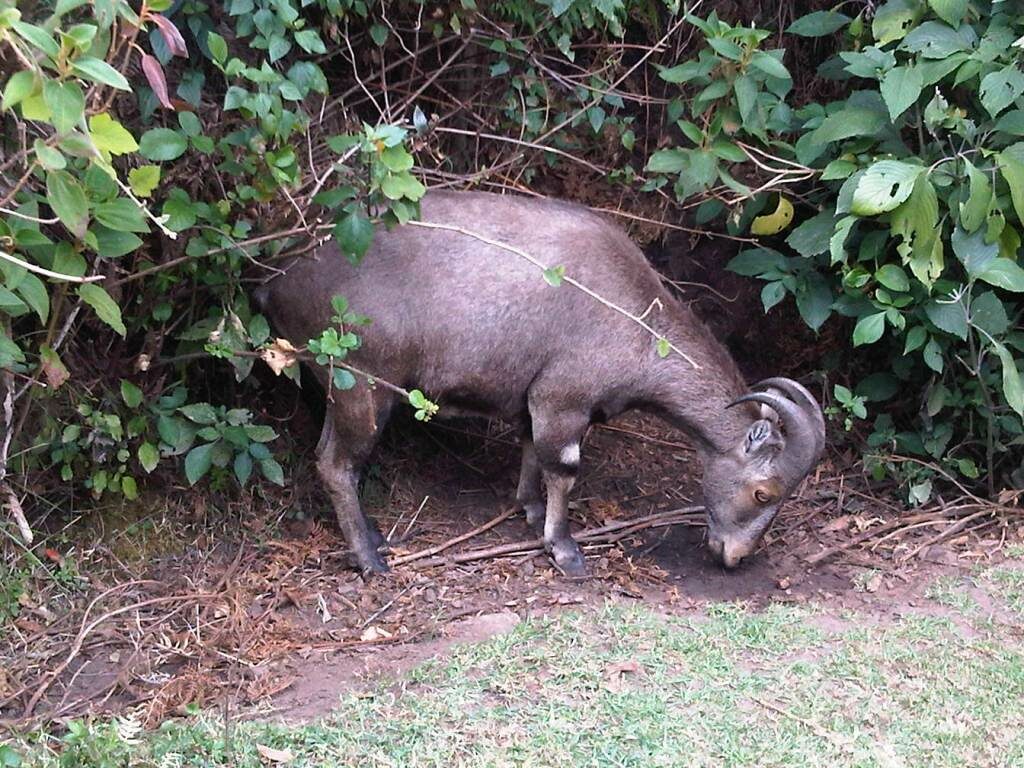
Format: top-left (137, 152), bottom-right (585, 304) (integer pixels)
top-left (743, 419), bottom-right (783, 455)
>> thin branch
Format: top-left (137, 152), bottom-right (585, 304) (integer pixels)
top-left (404, 220), bottom-right (701, 369)
top-left (0, 251), bottom-right (104, 283)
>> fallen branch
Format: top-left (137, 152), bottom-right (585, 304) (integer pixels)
top-left (390, 506), bottom-right (518, 565)
top-left (405, 506), bottom-right (704, 569)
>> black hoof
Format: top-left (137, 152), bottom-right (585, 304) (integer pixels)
top-left (549, 539), bottom-right (588, 578)
top-left (350, 548), bottom-right (390, 575)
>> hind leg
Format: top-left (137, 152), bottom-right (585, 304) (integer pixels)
top-left (516, 435), bottom-right (545, 534)
top-left (316, 384), bottom-right (394, 574)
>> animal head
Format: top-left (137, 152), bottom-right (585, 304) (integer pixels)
top-left (702, 378), bottom-right (825, 568)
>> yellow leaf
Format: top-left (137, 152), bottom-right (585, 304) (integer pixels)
top-left (89, 112), bottom-right (138, 155)
top-left (20, 91), bottom-right (51, 121)
top-left (750, 195), bottom-right (795, 236)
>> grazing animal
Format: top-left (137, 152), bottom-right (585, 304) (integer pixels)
top-left (258, 191), bottom-right (825, 575)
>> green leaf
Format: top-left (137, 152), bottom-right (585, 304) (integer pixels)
top-left (244, 424), bottom-right (277, 442)
top-left (727, 247), bottom-right (787, 277)
top-left (380, 145), bottom-right (413, 172)
top-left (16, 274), bottom-right (49, 323)
top-left (979, 65), bottom-right (1024, 119)
top-left (33, 139), bottom-right (65, 170)
top-left (970, 291), bottom-right (1009, 337)
top-left (749, 51), bottom-right (789, 80)
top-left (880, 65), bottom-right (922, 121)
top-left (11, 20), bottom-right (60, 58)
top-left (334, 210), bottom-right (374, 263)
top-left (121, 475), bottom-right (138, 500)
top-left (294, 29), bottom-right (326, 54)
top-left (42, 79), bottom-right (85, 134)
top-left (851, 161), bottom-right (922, 216)
top-left (786, 210), bottom-right (836, 258)
top-left (46, 170), bottom-right (89, 236)
top-left (179, 403), bottom-right (218, 424)
top-left (959, 159), bottom-right (991, 233)
top-left (543, 265), bottom-right (565, 287)
top-left (810, 106), bottom-right (887, 146)
top-left (207, 31), bottom-right (228, 64)
top-left (993, 341), bottom-right (1024, 418)
top-left (787, 11), bottom-right (851, 37)
top-left (369, 23), bottom-right (389, 46)
top-left (91, 226), bottom-right (142, 257)
top-left (185, 442), bottom-right (215, 485)
top-left (891, 173), bottom-right (942, 286)
top-left (120, 379), bottom-right (143, 408)
top-left (927, 0), bottom-right (966, 27)
top-left (853, 311), bottom-right (886, 346)
top-left (71, 56), bottom-right (131, 90)
top-left (656, 337), bottom-right (671, 358)
top-left (234, 451), bottom-right (253, 485)
top-left (138, 127), bottom-right (188, 161)
top-left (138, 441), bottom-right (160, 473)
top-left (978, 259), bottom-right (1024, 292)
top-left (951, 226), bottom-right (997, 278)
top-left (997, 148), bottom-right (1024, 226)
top-left (875, 264), bottom-right (910, 292)
top-left (924, 299), bottom-right (968, 340)
top-left (332, 368), bottom-right (356, 390)
top-left (78, 283), bottom-right (126, 336)
top-left (93, 198), bottom-right (148, 233)
top-left (646, 148), bottom-right (688, 173)
top-left (380, 172), bottom-right (425, 201)
top-left (761, 281), bottom-right (786, 312)
top-left (904, 325), bottom-right (927, 354)
top-left (128, 165), bottom-right (160, 197)
top-left (2, 71), bottom-right (36, 111)
top-left (872, 0), bottom-right (921, 45)
top-left (795, 272), bottom-right (833, 331)
top-left (260, 458), bottom-right (285, 486)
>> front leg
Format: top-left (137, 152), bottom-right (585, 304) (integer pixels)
top-left (529, 405), bottom-right (589, 577)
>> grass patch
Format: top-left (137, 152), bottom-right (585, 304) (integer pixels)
top-left (15, 572), bottom-right (1024, 768)
top-left (925, 574), bottom-right (979, 615)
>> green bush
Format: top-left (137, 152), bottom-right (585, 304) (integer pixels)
top-left (646, 2), bottom-right (1024, 500)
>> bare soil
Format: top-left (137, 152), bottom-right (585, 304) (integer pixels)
top-left (2, 409), bottom-right (1017, 730)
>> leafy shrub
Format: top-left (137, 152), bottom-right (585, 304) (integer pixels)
top-left (646, 2), bottom-right (1024, 498)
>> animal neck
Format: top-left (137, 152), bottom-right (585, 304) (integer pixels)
top-left (637, 341), bottom-right (756, 456)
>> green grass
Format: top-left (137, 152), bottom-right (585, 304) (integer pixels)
top-left (15, 566), bottom-right (1024, 768)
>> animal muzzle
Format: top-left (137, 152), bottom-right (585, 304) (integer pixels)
top-left (706, 534), bottom-right (753, 569)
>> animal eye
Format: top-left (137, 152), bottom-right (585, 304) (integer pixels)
top-left (754, 489), bottom-right (773, 504)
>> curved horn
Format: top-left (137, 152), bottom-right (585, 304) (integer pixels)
top-left (727, 391), bottom-right (819, 480)
top-left (752, 377), bottom-right (826, 460)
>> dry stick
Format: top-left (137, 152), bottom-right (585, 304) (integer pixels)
top-left (390, 506), bottom-right (518, 565)
top-left (0, 250), bottom-right (104, 283)
top-left (403, 220), bottom-right (701, 370)
top-left (899, 509), bottom-right (993, 564)
top-left (407, 506), bottom-right (704, 569)
top-left (24, 592), bottom-right (218, 717)
top-left (804, 510), bottom-right (965, 566)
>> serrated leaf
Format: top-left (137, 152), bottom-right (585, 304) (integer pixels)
top-left (185, 442), bottom-right (215, 485)
top-left (992, 341), bottom-right (1024, 418)
top-left (71, 56), bottom-right (131, 90)
top-left (128, 165), bottom-right (160, 197)
top-left (786, 210), bottom-right (836, 258)
top-left (179, 402), bottom-right (218, 424)
top-left (880, 65), bottom-right (922, 121)
top-left (78, 283), bottom-right (126, 336)
top-left (980, 65), bottom-right (1024, 119)
top-left (260, 458), bottom-right (284, 486)
top-left (875, 264), bottom-right (910, 292)
top-left (334, 210), bottom-right (374, 263)
top-left (46, 170), bottom-right (89, 237)
top-left (904, 325), bottom-right (927, 354)
top-left (138, 128), bottom-right (188, 161)
top-left (971, 291), bottom-right (1009, 337)
top-left (234, 451), bottom-right (253, 485)
top-left (852, 161), bottom-right (922, 216)
top-left (978, 259), bottom-right (1024, 292)
top-left (853, 312), bottom-right (886, 346)
top-left (121, 379), bottom-right (143, 408)
top-left (11, 20), bottom-right (60, 58)
top-left (138, 442), bottom-right (160, 473)
top-left (16, 274), bottom-right (49, 324)
top-left (2, 71), bottom-right (36, 111)
top-left (89, 113), bottom-right (138, 155)
top-left (959, 159), bottom-right (991, 233)
top-left (43, 79), bottom-right (85, 134)
top-left (998, 148), bottom-right (1024, 226)
top-left (924, 299), bottom-right (968, 340)
top-left (761, 281), bottom-right (786, 312)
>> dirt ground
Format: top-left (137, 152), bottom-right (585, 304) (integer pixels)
top-left (1, 408), bottom-right (1019, 731)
